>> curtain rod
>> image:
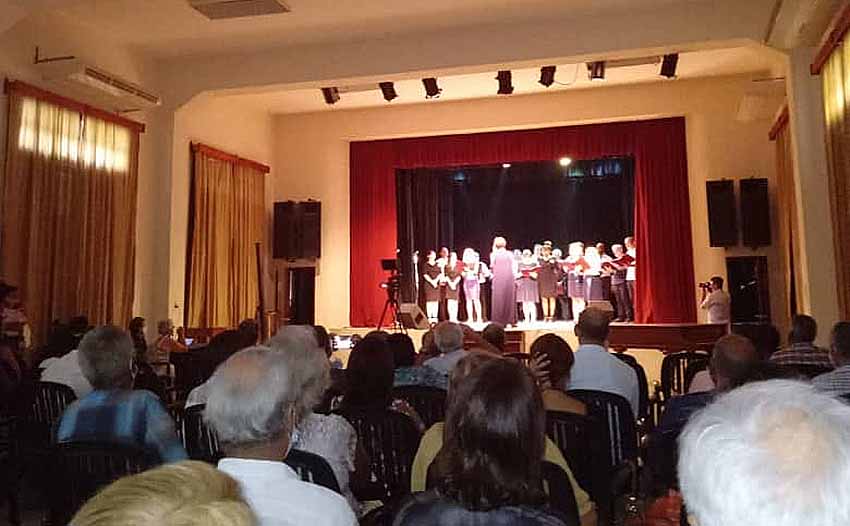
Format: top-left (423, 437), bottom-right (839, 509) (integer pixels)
top-left (191, 142), bottom-right (271, 173)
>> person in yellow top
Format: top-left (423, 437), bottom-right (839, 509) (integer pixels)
top-left (410, 351), bottom-right (597, 526)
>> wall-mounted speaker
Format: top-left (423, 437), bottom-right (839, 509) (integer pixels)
top-left (273, 200), bottom-right (321, 259)
top-left (739, 178), bottom-right (771, 248)
top-left (706, 180), bottom-right (738, 247)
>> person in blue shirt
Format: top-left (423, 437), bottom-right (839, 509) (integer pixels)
top-left (56, 325), bottom-right (187, 464)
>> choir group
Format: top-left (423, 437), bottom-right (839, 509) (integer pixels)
top-left (419, 236), bottom-right (636, 326)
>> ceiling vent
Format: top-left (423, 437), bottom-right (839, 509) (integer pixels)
top-left (37, 58), bottom-right (161, 111)
top-left (189, 0), bottom-right (291, 20)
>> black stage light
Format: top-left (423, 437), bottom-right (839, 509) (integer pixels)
top-left (379, 82), bottom-right (398, 102)
top-left (539, 65), bottom-right (556, 87)
top-left (422, 77), bottom-right (441, 98)
top-left (496, 70), bottom-right (514, 95)
top-left (321, 87), bottom-right (340, 105)
top-left (587, 61), bottom-right (606, 81)
top-left (661, 53), bottom-right (679, 78)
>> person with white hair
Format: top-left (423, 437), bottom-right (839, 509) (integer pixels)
top-left (679, 380), bottom-right (850, 526)
top-left (423, 321), bottom-right (467, 376)
top-left (490, 236), bottom-right (518, 326)
top-left (205, 346), bottom-right (357, 526)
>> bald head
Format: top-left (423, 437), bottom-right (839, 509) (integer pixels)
top-left (710, 334), bottom-right (760, 391)
top-left (576, 307), bottom-right (611, 345)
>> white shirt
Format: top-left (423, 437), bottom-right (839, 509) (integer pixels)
top-left (424, 349), bottom-right (467, 376)
top-left (218, 457), bottom-right (357, 526)
top-left (701, 289), bottom-right (731, 324)
top-left (626, 248), bottom-right (636, 282)
top-left (568, 344), bottom-right (640, 417)
top-left (40, 350), bottom-right (92, 399)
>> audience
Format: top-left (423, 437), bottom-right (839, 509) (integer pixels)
top-left (40, 337), bottom-right (93, 398)
top-left (398, 357), bottom-right (591, 526)
top-left (423, 321), bottom-right (467, 376)
top-left (153, 319), bottom-right (187, 358)
top-left (770, 314), bottom-right (832, 368)
top-left (185, 322), bottom-right (261, 408)
top-left (481, 322), bottom-right (506, 353)
top-left (530, 333), bottom-right (586, 415)
top-left (56, 325), bottom-right (187, 463)
top-left (337, 333), bottom-right (424, 431)
top-left (409, 352), bottom-right (595, 524)
top-left (648, 334), bottom-right (760, 490)
top-left (568, 308), bottom-right (639, 416)
top-left (205, 346), bottom-right (357, 526)
top-left (813, 321), bottom-right (850, 396)
top-left (128, 317), bottom-right (148, 357)
top-left (390, 332), bottom-right (447, 389)
top-left (71, 460), bottom-right (256, 526)
top-left (679, 380), bottom-right (850, 526)
top-left (272, 326), bottom-right (363, 514)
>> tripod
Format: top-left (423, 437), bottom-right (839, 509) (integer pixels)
top-left (378, 276), bottom-right (405, 333)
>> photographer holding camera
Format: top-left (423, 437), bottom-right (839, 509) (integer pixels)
top-left (700, 276), bottom-right (731, 325)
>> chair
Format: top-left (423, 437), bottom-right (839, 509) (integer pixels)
top-left (182, 404), bottom-right (221, 463)
top-left (48, 441), bottom-right (156, 525)
top-left (660, 351), bottom-right (710, 400)
top-left (19, 381), bottom-right (77, 448)
top-left (391, 386), bottom-right (447, 429)
top-left (541, 460), bottom-right (581, 526)
top-left (683, 358), bottom-right (710, 393)
top-left (612, 353), bottom-right (650, 424)
top-left (285, 448), bottom-right (341, 493)
top-left (336, 408), bottom-right (422, 502)
top-left (544, 411), bottom-right (603, 523)
top-left (169, 351), bottom-right (208, 401)
top-left (840, 393), bottom-right (850, 405)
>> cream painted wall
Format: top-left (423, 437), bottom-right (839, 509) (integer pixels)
top-left (272, 75), bottom-right (787, 331)
top-left (168, 93), bottom-right (275, 326)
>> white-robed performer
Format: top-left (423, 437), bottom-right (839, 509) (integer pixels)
top-left (583, 245), bottom-right (605, 303)
top-left (422, 250), bottom-right (442, 324)
top-left (625, 235), bottom-right (637, 315)
top-left (462, 248), bottom-right (487, 324)
top-left (564, 242), bottom-right (589, 319)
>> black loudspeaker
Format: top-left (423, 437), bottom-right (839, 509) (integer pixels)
top-left (706, 180), bottom-right (738, 247)
top-left (739, 178), bottom-right (771, 248)
top-left (399, 303), bottom-right (430, 329)
top-left (273, 201), bottom-right (321, 259)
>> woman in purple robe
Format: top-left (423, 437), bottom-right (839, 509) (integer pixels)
top-left (489, 237), bottom-right (517, 326)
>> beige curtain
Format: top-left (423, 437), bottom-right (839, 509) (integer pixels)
top-left (823, 40), bottom-right (850, 320)
top-left (185, 145), bottom-right (266, 328)
top-left (773, 113), bottom-right (804, 319)
top-left (1, 86), bottom-right (139, 344)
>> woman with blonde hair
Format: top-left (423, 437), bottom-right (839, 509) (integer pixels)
top-left (565, 242), bottom-right (589, 319)
top-left (71, 460), bottom-right (256, 526)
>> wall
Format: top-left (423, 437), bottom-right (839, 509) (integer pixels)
top-left (167, 93), bottom-right (275, 326)
top-left (272, 75), bottom-right (787, 331)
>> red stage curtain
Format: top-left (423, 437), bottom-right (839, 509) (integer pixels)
top-left (350, 117), bottom-right (695, 326)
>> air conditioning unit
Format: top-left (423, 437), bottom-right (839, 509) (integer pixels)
top-left (36, 58), bottom-right (161, 111)
top-left (188, 0), bottom-right (290, 20)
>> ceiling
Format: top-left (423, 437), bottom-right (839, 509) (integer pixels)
top-left (55, 0), bottom-right (706, 59)
top-left (216, 45), bottom-right (783, 115)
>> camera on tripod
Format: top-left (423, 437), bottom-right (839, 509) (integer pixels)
top-left (378, 257), bottom-right (404, 330)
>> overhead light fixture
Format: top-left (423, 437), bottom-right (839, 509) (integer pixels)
top-left (321, 87), bottom-right (340, 105)
top-left (496, 70), bottom-right (514, 95)
top-left (660, 53), bottom-right (679, 79)
top-left (422, 77), bottom-right (442, 98)
top-left (379, 81), bottom-right (397, 102)
top-left (559, 157), bottom-right (572, 167)
top-left (502, 163), bottom-right (512, 169)
top-left (587, 61), bottom-right (606, 81)
top-left (539, 66), bottom-right (556, 87)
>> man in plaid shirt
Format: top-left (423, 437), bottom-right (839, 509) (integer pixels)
top-left (769, 314), bottom-right (832, 368)
top-left (814, 322), bottom-right (850, 397)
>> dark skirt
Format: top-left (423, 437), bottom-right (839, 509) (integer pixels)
top-left (537, 263), bottom-right (559, 298)
top-left (585, 276), bottom-right (608, 301)
top-left (423, 282), bottom-right (441, 302)
top-left (568, 274), bottom-right (585, 299)
top-left (516, 277), bottom-right (540, 303)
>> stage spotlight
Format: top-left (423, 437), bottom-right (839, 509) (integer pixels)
top-left (559, 157), bottom-right (572, 167)
top-left (379, 82), bottom-right (398, 102)
top-left (660, 53), bottom-right (679, 79)
top-left (539, 66), bottom-right (556, 87)
top-left (586, 61), bottom-right (606, 81)
top-left (422, 77), bottom-right (441, 98)
top-left (502, 163), bottom-right (511, 168)
top-left (321, 87), bottom-right (340, 105)
top-left (496, 70), bottom-right (514, 95)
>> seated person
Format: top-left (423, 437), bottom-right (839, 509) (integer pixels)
top-left (152, 319), bottom-right (187, 360)
top-left (397, 357), bottom-right (594, 526)
top-left (390, 332), bottom-right (447, 390)
top-left (71, 460), bottom-right (255, 526)
top-left (410, 352), bottom-right (595, 524)
top-left (647, 334), bottom-right (759, 491)
top-left (530, 333), bottom-right (586, 415)
top-left (423, 322), bottom-right (467, 376)
top-left (568, 308), bottom-right (639, 416)
top-left (56, 325), bottom-right (187, 464)
top-left (206, 346), bottom-right (357, 526)
top-left (481, 322), bottom-right (507, 353)
top-left (814, 321), bottom-right (850, 396)
top-left (41, 346), bottom-right (93, 399)
top-left (185, 328), bottom-right (255, 408)
top-left (679, 380), bottom-right (850, 526)
top-left (770, 314), bottom-right (832, 368)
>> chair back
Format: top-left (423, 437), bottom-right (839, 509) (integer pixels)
top-left (22, 381), bottom-right (76, 447)
top-left (612, 353), bottom-right (650, 422)
top-left (337, 408), bottom-right (422, 501)
top-left (285, 448), bottom-right (341, 493)
top-left (49, 441), bottom-right (155, 525)
top-left (545, 410), bottom-right (608, 514)
top-left (183, 404), bottom-right (221, 463)
top-left (683, 358), bottom-right (710, 393)
top-left (566, 389), bottom-right (638, 469)
top-left (660, 351), bottom-right (710, 399)
top-left (541, 460), bottom-right (581, 526)
top-left (391, 386), bottom-right (446, 429)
